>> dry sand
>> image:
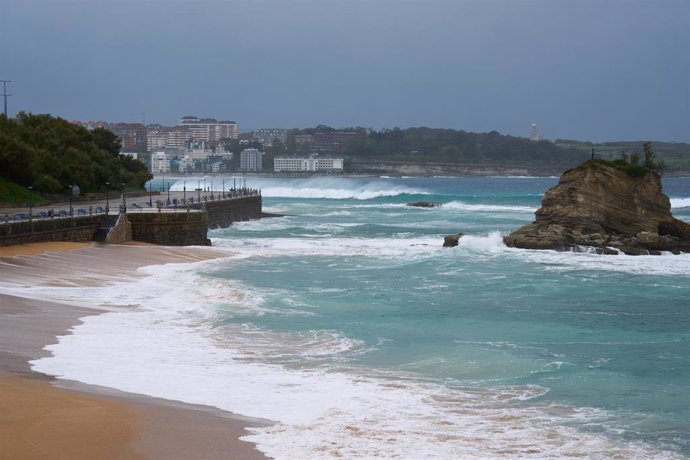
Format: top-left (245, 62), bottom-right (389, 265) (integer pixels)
top-left (0, 242), bottom-right (270, 459)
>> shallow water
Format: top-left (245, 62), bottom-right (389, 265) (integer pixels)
top-left (30, 176), bottom-right (690, 458)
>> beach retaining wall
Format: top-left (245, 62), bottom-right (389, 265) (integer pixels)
top-left (127, 211), bottom-right (210, 246)
top-left (0, 216), bottom-right (104, 247)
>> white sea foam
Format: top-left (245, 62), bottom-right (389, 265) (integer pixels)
top-left (212, 235), bottom-right (442, 260)
top-left (670, 197), bottom-right (690, 209)
top-left (444, 201), bottom-right (537, 212)
top-left (178, 176), bottom-right (429, 200)
top-left (455, 232), bottom-right (690, 276)
top-left (259, 184), bottom-right (424, 200)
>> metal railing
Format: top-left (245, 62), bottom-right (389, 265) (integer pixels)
top-left (1, 188), bottom-right (261, 224)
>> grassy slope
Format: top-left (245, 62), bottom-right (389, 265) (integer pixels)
top-left (0, 178), bottom-right (37, 205)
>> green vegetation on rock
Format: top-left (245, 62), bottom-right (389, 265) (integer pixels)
top-left (577, 143), bottom-right (664, 178)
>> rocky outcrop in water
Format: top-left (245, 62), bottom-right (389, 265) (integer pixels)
top-left (443, 233), bottom-right (464, 247)
top-left (407, 201), bottom-right (441, 208)
top-left (503, 161), bottom-right (690, 255)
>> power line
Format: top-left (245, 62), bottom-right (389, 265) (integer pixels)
top-left (0, 80), bottom-right (11, 118)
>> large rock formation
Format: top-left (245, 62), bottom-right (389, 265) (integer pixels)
top-left (503, 161), bottom-right (690, 255)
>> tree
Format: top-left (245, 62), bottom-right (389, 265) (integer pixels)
top-left (643, 142), bottom-right (664, 172)
top-left (0, 113), bottom-right (149, 194)
top-left (92, 127), bottom-right (121, 157)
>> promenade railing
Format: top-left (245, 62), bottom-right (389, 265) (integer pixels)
top-left (0, 188), bottom-right (261, 225)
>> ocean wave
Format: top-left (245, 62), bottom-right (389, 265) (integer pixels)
top-left (444, 201), bottom-right (537, 212)
top-left (447, 232), bottom-right (690, 276)
top-left (166, 176), bottom-right (427, 200)
top-left (259, 185), bottom-right (425, 200)
top-left (212, 235), bottom-right (442, 260)
top-left (670, 197), bottom-right (690, 209)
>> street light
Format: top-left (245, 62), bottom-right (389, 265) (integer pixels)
top-left (68, 185), bottom-right (74, 216)
top-left (121, 183), bottom-right (126, 213)
top-left (28, 186), bottom-right (33, 218)
top-left (222, 179), bottom-right (225, 199)
top-left (105, 181), bottom-right (110, 215)
top-left (196, 187), bottom-right (202, 203)
top-left (183, 181), bottom-right (187, 203)
top-left (148, 181), bottom-right (153, 207)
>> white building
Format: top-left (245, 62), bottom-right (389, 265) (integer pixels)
top-left (274, 156), bottom-right (344, 173)
top-left (150, 152), bottom-right (171, 173)
top-left (179, 116), bottom-right (238, 142)
top-left (240, 148), bottom-right (263, 171)
top-left (179, 155), bottom-right (194, 174)
top-left (120, 152), bottom-right (138, 160)
top-left (254, 128), bottom-right (287, 146)
top-left (146, 126), bottom-right (193, 152)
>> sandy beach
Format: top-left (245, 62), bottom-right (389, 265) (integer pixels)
top-left (0, 242), bottom-right (270, 459)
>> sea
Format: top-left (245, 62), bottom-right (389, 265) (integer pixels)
top-left (30, 175), bottom-right (690, 459)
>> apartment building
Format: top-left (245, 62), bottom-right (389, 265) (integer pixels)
top-left (146, 125), bottom-right (193, 152)
top-left (150, 152), bottom-right (171, 173)
top-left (274, 156), bottom-right (343, 173)
top-left (108, 123), bottom-right (147, 151)
top-left (240, 148), bottom-right (263, 171)
top-left (254, 128), bottom-right (287, 146)
top-left (179, 116), bottom-right (238, 142)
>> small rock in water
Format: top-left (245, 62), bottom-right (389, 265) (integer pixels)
top-left (407, 201), bottom-right (441, 208)
top-left (443, 233), bottom-right (464, 247)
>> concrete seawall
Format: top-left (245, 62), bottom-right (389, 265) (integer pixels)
top-left (0, 195), bottom-right (263, 247)
top-left (204, 195), bottom-right (262, 228)
top-left (128, 211), bottom-right (210, 246)
top-left (0, 215), bottom-right (104, 247)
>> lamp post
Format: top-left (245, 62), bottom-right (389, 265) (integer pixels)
top-left (28, 186), bottom-right (33, 218)
top-left (148, 181), bottom-right (153, 207)
top-left (68, 185), bottom-right (73, 216)
top-left (105, 181), bottom-right (110, 215)
top-left (196, 187), bottom-right (202, 203)
top-left (183, 181), bottom-right (187, 203)
top-left (121, 183), bottom-right (126, 213)
top-left (167, 180), bottom-right (171, 202)
top-left (222, 179), bottom-right (225, 199)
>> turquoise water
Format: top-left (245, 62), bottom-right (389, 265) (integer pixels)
top-left (29, 175), bottom-right (690, 457)
top-left (205, 176), bottom-right (690, 456)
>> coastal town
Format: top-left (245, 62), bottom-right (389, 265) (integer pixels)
top-left (75, 116), bottom-right (347, 175)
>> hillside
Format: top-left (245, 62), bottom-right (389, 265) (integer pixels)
top-left (279, 127), bottom-right (690, 175)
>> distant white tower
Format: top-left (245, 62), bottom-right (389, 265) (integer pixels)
top-left (530, 122), bottom-right (538, 141)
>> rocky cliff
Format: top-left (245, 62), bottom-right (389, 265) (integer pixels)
top-left (503, 161), bottom-right (690, 255)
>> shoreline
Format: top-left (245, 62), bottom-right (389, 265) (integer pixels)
top-left (0, 242), bottom-right (270, 459)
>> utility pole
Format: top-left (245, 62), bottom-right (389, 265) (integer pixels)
top-left (1, 80), bottom-right (11, 118)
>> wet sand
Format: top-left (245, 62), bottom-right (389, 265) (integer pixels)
top-left (0, 242), bottom-right (270, 459)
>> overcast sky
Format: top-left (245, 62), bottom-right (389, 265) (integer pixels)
top-left (1, 0), bottom-right (688, 142)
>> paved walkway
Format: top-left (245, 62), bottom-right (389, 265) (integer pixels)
top-left (1, 190), bottom-right (259, 224)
